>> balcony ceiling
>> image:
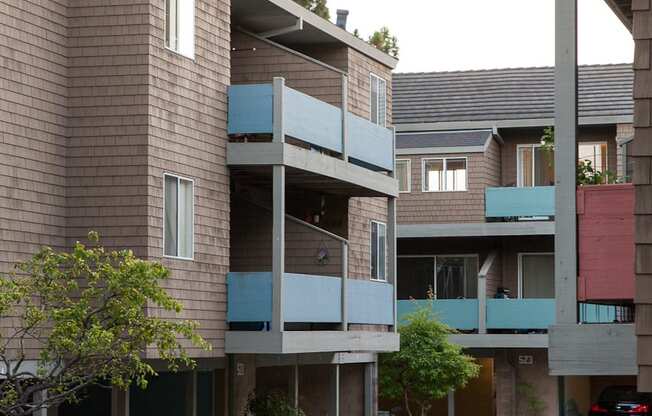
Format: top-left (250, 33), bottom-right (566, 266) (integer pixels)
top-left (231, 0), bottom-right (398, 68)
top-left (604, 0), bottom-right (632, 32)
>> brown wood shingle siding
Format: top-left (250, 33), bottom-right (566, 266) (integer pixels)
top-left (632, 1), bottom-right (652, 391)
top-left (146, 0), bottom-right (231, 357)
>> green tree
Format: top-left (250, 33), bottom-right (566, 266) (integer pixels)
top-left (379, 308), bottom-right (480, 416)
top-left (0, 232), bottom-right (210, 416)
top-left (368, 26), bottom-right (399, 58)
top-left (246, 391), bottom-right (305, 416)
top-left (293, 0), bottom-right (330, 19)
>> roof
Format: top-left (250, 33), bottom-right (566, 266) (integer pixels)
top-left (393, 63), bottom-right (633, 130)
top-left (396, 129), bottom-right (493, 153)
top-left (232, 0), bottom-right (398, 69)
top-left (604, 0), bottom-right (632, 32)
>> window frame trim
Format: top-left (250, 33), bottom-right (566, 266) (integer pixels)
top-left (163, 172), bottom-right (195, 261)
top-left (517, 252), bottom-right (554, 299)
top-left (421, 156), bottom-right (469, 193)
top-left (395, 158), bottom-right (412, 193)
top-left (577, 141), bottom-right (608, 172)
top-left (164, 0), bottom-right (196, 60)
top-left (370, 220), bottom-right (388, 282)
top-left (369, 72), bottom-right (387, 127)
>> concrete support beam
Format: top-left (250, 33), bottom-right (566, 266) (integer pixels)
top-left (554, 0), bottom-right (579, 324)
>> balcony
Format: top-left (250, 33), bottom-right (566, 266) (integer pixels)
top-left (227, 272), bottom-right (394, 327)
top-left (227, 79), bottom-right (397, 197)
top-left (226, 272), bottom-right (398, 354)
top-left (396, 298), bottom-right (555, 332)
top-left (485, 186), bottom-right (555, 219)
top-left (577, 184), bottom-right (634, 302)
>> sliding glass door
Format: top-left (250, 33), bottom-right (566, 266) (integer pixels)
top-left (397, 255), bottom-right (478, 300)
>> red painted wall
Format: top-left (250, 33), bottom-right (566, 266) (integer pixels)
top-left (577, 184), bottom-right (635, 301)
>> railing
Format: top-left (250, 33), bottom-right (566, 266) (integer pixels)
top-left (485, 186), bottom-right (555, 219)
top-left (396, 298), bottom-right (555, 332)
top-left (227, 272), bottom-right (394, 327)
top-left (227, 80), bottom-right (394, 172)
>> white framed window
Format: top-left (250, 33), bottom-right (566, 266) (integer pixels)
top-left (164, 173), bottom-right (194, 259)
top-left (422, 157), bottom-right (467, 192)
top-left (517, 144), bottom-right (555, 187)
top-left (370, 73), bottom-right (387, 127)
top-left (578, 142), bottom-right (608, 173)
top-left (396, 159), bottom-right (411, 193)
top-left (165, 0), bottom-right (195, 58)
top-left (370, 221), bottom-right (387, 281)
top-left (517, 253), bottom-right (554, 299)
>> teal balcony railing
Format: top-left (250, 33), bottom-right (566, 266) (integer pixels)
top-left (227, 83), bottom-right (394, 172)
top-left (485, 186), bottom-right (555, 218)
top-left (396, 298), bottom-right (555, 331)
top-left (227, 272), bottom-right (394, 327)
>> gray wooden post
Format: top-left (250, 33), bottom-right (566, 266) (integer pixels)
top-left (272, 77), bottom-right (286, 332)
top-left (272, 165), bottom-right (285, 333)
top-left (388, 197), bottom-right (397, 332)
top-left (112, 387), bottom-right (129, 416)
top-left (331, 364), bottom-right (340, 416)
top-left (341, 74), bottom-right (348, 162)
top-left (478, 274), bottom-right (487, 334)
top-left (290, 364), bottom-right (299, 410)
top-left (273, 77), bottom-right (285, 144)
top-left (364, 361), bottom-right (377, 416)
top-left (341, 240), bottom-right (348, 331)
top-left (554, 0), bottom-right (578, 324)
top-left (448, 389), bottom-right (455, 416)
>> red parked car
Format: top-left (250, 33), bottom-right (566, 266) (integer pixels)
top-left (590, 386), bottom-right (651, 416)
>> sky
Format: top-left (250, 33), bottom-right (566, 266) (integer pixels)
top-left (326, 0), bottom-right (634, 73)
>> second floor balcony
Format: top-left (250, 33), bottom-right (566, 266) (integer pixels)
top-left (485, 186), bottom-right (555, 219)
top-left (227, 78), bottom-right (397, 198)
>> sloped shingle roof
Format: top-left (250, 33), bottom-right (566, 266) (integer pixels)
top-left (396, 129), bottom-right (492, 149)
top-left (392, 63), bottom-right (633, 126)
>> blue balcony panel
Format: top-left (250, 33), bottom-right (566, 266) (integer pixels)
top-left (485, 186), bottom-right (555, 218)
top-left (283, 87), bottom-right (343, 154)
top-left (227, 272), bottom-right (393, 326)
top-left (347, 113), bottom-right (394, 171)
top-left (227, 85), bottom-right (273, 135)
top-left (397, 299), bottom-right (479, 330)
top-left (486, 299), bottom-right (555, 329)
top-left (348, 279), bottom-right (394, 325)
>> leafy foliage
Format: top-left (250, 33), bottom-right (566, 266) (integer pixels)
top-left (0, 232), bottom-right (210, 416)
top-left (540, 127), bottom-right (617, 185)
top-left (368, 27), bottom-right (399, 58)
top-left (246, 391), bottom-right (305, 416)
top-left (379, 307), bottom-right (480, 416)
top-left (292, 0), bottom-right (330, 19)
top-left (517, 382), bottom-right (547, 416)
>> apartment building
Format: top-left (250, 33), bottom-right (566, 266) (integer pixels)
top-left (388, 64), bottom-right (636, 416)
top-left (0, 0), bottom-right (399, 414)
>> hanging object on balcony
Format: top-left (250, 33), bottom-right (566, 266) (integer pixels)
top-left (316, 239), bottom-right (330, 265)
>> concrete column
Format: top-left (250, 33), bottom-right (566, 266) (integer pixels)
top-left (554, 0), bottom-right (578, 324)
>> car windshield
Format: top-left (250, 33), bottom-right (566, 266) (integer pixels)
top-left (600, 386), bottom-right (652, 403)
